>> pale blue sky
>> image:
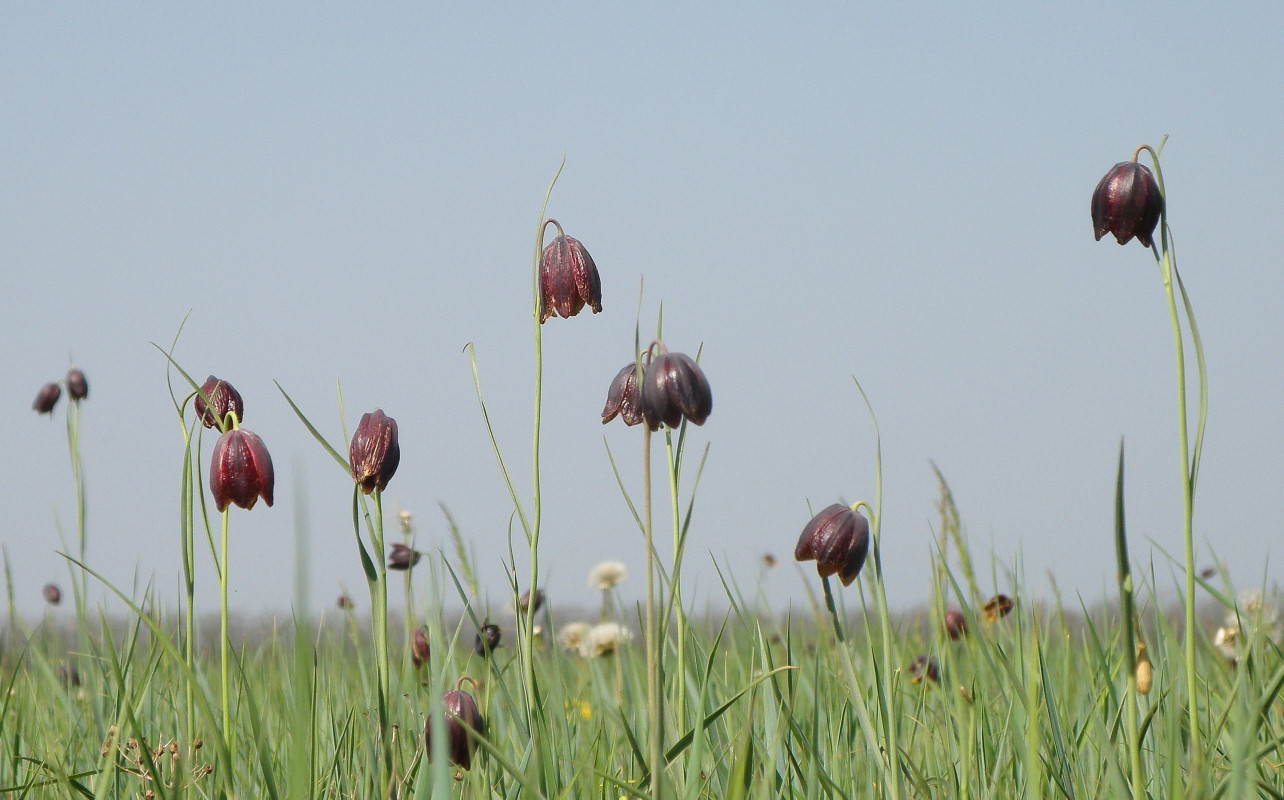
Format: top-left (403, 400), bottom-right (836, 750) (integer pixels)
top-left (4, 3), bottom-right (1282, 621)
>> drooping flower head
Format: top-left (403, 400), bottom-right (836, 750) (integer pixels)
top-left (33, 382), bottom-right (62, 414)
top-left (426, 683), bottom-right (485, 770)
top-left (794, 503), bottom-right (870, 586)
top-left (640, 349), bottom-right (712, 431)
top-left (388, 543), bottom-right (422, 571)
top-left (982, 594), bottom-right (1014, 622)
top-left (601, 362), bottom-right (645, 426)
top-left (349, 408), bottom-right (400, 494)
top-left (411, 626), bottom-right (430, 669)
top-left (194, 375), bottom-right (244, 431)
top-left (1092, 159), bottom-right (1163, 248)
top-left (65, 368), bottom-right (89, 401)
top-left (538, 219), bottom-right (602, 322)
top-left (474, 621), bottom-right (501, 657)
top-left (210, 428), bottom-right (275, 511)
top-left (944, 609), bottom-right (968, 640)
top-left (43, 583), bottom-right (62, 605)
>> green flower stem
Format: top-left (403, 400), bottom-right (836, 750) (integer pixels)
top-left (820, 575), bottom-right (844, 643)
top-left (367, 491), bottom-right (391, 790)
top-left (642, 425), bottom-right (664, 800)
top-left (66, 396), bottom-right (88, 627)
top-left (664, 431), bottom-right (688, 727)
top-left (219, 507), bottom-right (233, 755)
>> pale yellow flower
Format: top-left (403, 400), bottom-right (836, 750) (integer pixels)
top-left (588, 561), bottom-right (627, 590)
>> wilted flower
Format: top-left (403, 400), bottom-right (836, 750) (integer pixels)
top-left (588, 561), bottom-right (627, 590)
top-left (475, 622), bottom-right (501, 657)
top-left (908, 655), bottom-right (939, 684)
top-left (517, 588), bottom-right (545, 615)
top-left (388, 543), bottom-right (422, 571)
top-left (793, 504), bottom-right (870, 586)
top-left (43, 583), bottom-right (62, 605)
top-left (336, 594), bottom-right (354, 610)
top-left (65, 369), bottom-right (89, 401)
top-left (539, 219), bottom-right (602, 323)
top-left (194, 375), bottom-right (244, 430)
top-left (558, 622), bottom-right (591, 653)
top-left (945, 609), bottom-right (968, 640)
top-left (411, 626), bottom-right (430, 669)
top-left (210, 428), bottom-right (274, 511)
top-left (349, 409), bottom-right (400, 494)
top-left (982, 594), bottom-right (1014, 622)
top-left (33, 382), bottom-right (61, 414)
top-left (426, 687), bottom-right (485, 770)
top-left (579, 622), bottom-right (632, 658)
top-left (601, 362), bottom-right (644, 426)
top-left (1092, 160), bottom-right (1163, 248)
top-left (641, 351), bottom-right (712, 431)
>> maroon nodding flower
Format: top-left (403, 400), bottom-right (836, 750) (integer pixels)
top-left (210, 428), bottom-right (275, 511)
top-left (43, 583), bottom-right (62, 605)
top-left (1092, 160), bottom-right (1163, 248)
top-left (388, 543), bottom-right (422, 571)
top-left (350, 409), bottom-right (400, 494)
top-left (336, 594), bottom-right (354, 610)
top-left (426, 687), bottom-right (485, 769)
top-left (411, 626), bottom-right (430, 669)
top-left (65, 369), bottom-right (89, 401)
top-left (475, 621), bottom-right (501, 657)
top-left (538, 220), bottom-right (602, 323)
top-left (601, 362), bottom-right (644, 426)
top-left (33, 382), bottom-right (62, 414)
top-left (908, 655), bottom-right (940, 684)
top-left (640, 351), bottom-right (712, 431)
top-left (945, 609), bottom-right (968, 640)
top-left (194, 376), bottom-right (244, 431)
top-left (794, 503), bottom-right (870, 586)
top-left (518, 588), bottom-right (545, 615)
top-left (983, 594), bottom-right (1014, 622)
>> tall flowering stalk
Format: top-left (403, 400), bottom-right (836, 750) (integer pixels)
top-left (1092, 137), bottom-right (1207, 755)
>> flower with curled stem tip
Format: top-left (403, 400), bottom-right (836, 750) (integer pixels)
top-left (601, 362), bottom-right (644, 426)
top-left (426, 681), bottom-right (485, 770)
top-left (65, 368), bottom-right (88, 401)
top-left (33, 382), bottom-right (61, 414)
top-left (387, 543), bottom-right (422, 571)
top-left (794, 503), bottom-right (870, 586)
top-left (1092, 158), bottom-right (1163, 248)
top-left (210, 428), bottom-right (274, 511)
top-left (538, 219), bottom-right (601, 322)
top-left (194, 376), bottom-right (244, 431)
top-left (641, 349), bottom-right (712, 431)
top-left (349, 408), bottom-right (400, 494)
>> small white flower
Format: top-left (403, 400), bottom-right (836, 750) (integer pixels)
top-left (580, 622), bottom-right (632, 658)
top-left (1214, 625), bottom-right (1240, 662)
top-left (588, 561), bottom-right (627, 590)
top-left (558, 621), bottom-right (591, 653)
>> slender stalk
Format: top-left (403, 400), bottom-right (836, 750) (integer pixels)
top-left (1112, 443), bottom-right (1146, 800)
top-left (664, 431), bottom-right (688, 726)
top-left (219, 507), bottom-right (233, 754)
top-left (642, 426), bottom-right (664, 800)
top-left (368, 491), bottom-right (391, 791)
top-left (820, 575), bottom-right (844, 642)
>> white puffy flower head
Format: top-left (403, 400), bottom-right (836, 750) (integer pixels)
top-left (558, 621), bottom-right (591, 653)
top-left (588, 561), bottom-right (627, 590)
top-left (579, 622), bottom-right (633, 658)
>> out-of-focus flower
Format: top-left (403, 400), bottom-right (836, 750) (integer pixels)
top-left (1092, 160), bottom-right (1163, 248)
top-left (336, 594), bottom-right (354, 610)
top-left (539, 220), bottom-right (602, 323)
top-left (475, 622), bottom-right (501, 657)
top-left (388, 543), bottom-right (422, 571)
top-left (210, 428), bottom-right (275, 511)
top-left (1215, 590), bottom-right (1284, 664)
top-left (579, 622), bottom-right (632, 658)
top-left (1199, 566), bottom-right (1217, 580)
top-left (43, 583), bottom-right (62, 605)
top-left (349, 409), bottom-right (400, 494)
top-left (793, 504), bottom-right (870, 586)
top-left (565, 698), bottom-right (592, 721)
top-left (982, 594), bottom-right (1014, 622)
top-left (1214, 625), bottom-right (1239, 663)
top-left (58, 662), bottom-right (80, 688)
top-left (588, 561), bottom-right (627, 590)
top-left (945, 609), bottom-right (968, 640)
top-left (640, 352), bottom-right (712, 431)
top-left (558, 621), bottom-right (591, 653)
top-left (399, 509), bottom-right (413, 534)
top-left (412, 626), bottom-right (430, 669)
top-left (1135, 641), bottom-right (1153, 694)
top-left (33, 383), bottom-right (61, 414)
top-left (762, 553), bottom-right (778, 569)
top-left (194, 376), bottom-right (244, 430)
top-left (65, 369), bottom-right (89, 401)
top-left (517, 588), bottom-right (545, 615)
top-left (426, 688), bottom-right (485, 770)
top-left (601, 362), bottom-right (644, 426)
top-left (908, 655), bottom-right (939, 684)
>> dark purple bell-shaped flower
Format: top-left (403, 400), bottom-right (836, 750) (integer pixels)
top-left (641, 352), bottom-right (712, 431)
top-left (426, 687), bottom-right (486, 770)
top-left (539, 219), bottom-right (602, 322)
top-left (388, 543), bottom-right (422, 571)
top-left (794, 503), bottom-right (870, 586)
top-left (475, 621), bottom-right (501, 657)
top-left (210, 428), bottom-right (275, 511)
top-left (1092, 161), bottom-right (1163, 248)
top-left (350, 408), bottom-right (400, 494)
top-left (65, 369), bottom-right (89, 401)
top-left (43, 583), bottom-right (62, 605)
top-left (195, 375), bottom-right (244, 431)
top-left (33, 382), bottom-right (62, 414)
top-left (411, 626), bottom-right (430, 669)
top-left (945, 609), bottom-right (968, 640)
top-left (908, 655), bottom-right (940, 684)
top-left (602, 362), bottom-right (644, 426)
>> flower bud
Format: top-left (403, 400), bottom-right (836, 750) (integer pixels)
top-left (210, 428), bottom-right (275, 511)
top-left (33, 382), bottom-right (62, 414)
top-left (601, 362), bottom-right (644, 426)
top-left (43, 583), bottom-right (62, 605)
top-left (411, 626), bottom-right (430, 669)
top-left (388, 543), bottom-right (422, 571)
top-left (475, 621), bottom-right (501, 657)
top-left (65, 369), bottom-right (89, 401)
top-left (426, 688), bottom-right (485, 769)
top-left (1135, 641), bottom-right (1153, 695)
top-left (350, 409), bottom-right (400, 494)
top-left (1092, 161), bottom-right (1163, 248)
top-left (194, 376), bottom-right (244, 430)
top-left (944, 609), bottom-right (967, 640)
top-left (982, 594), bottom-right (1014, 622)
top-left (641, 352), bottom-right (712, 431)
top-left (539, 222), bottom-right (602, 323)
top-left (794, 503), bottom-right (870, 586)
